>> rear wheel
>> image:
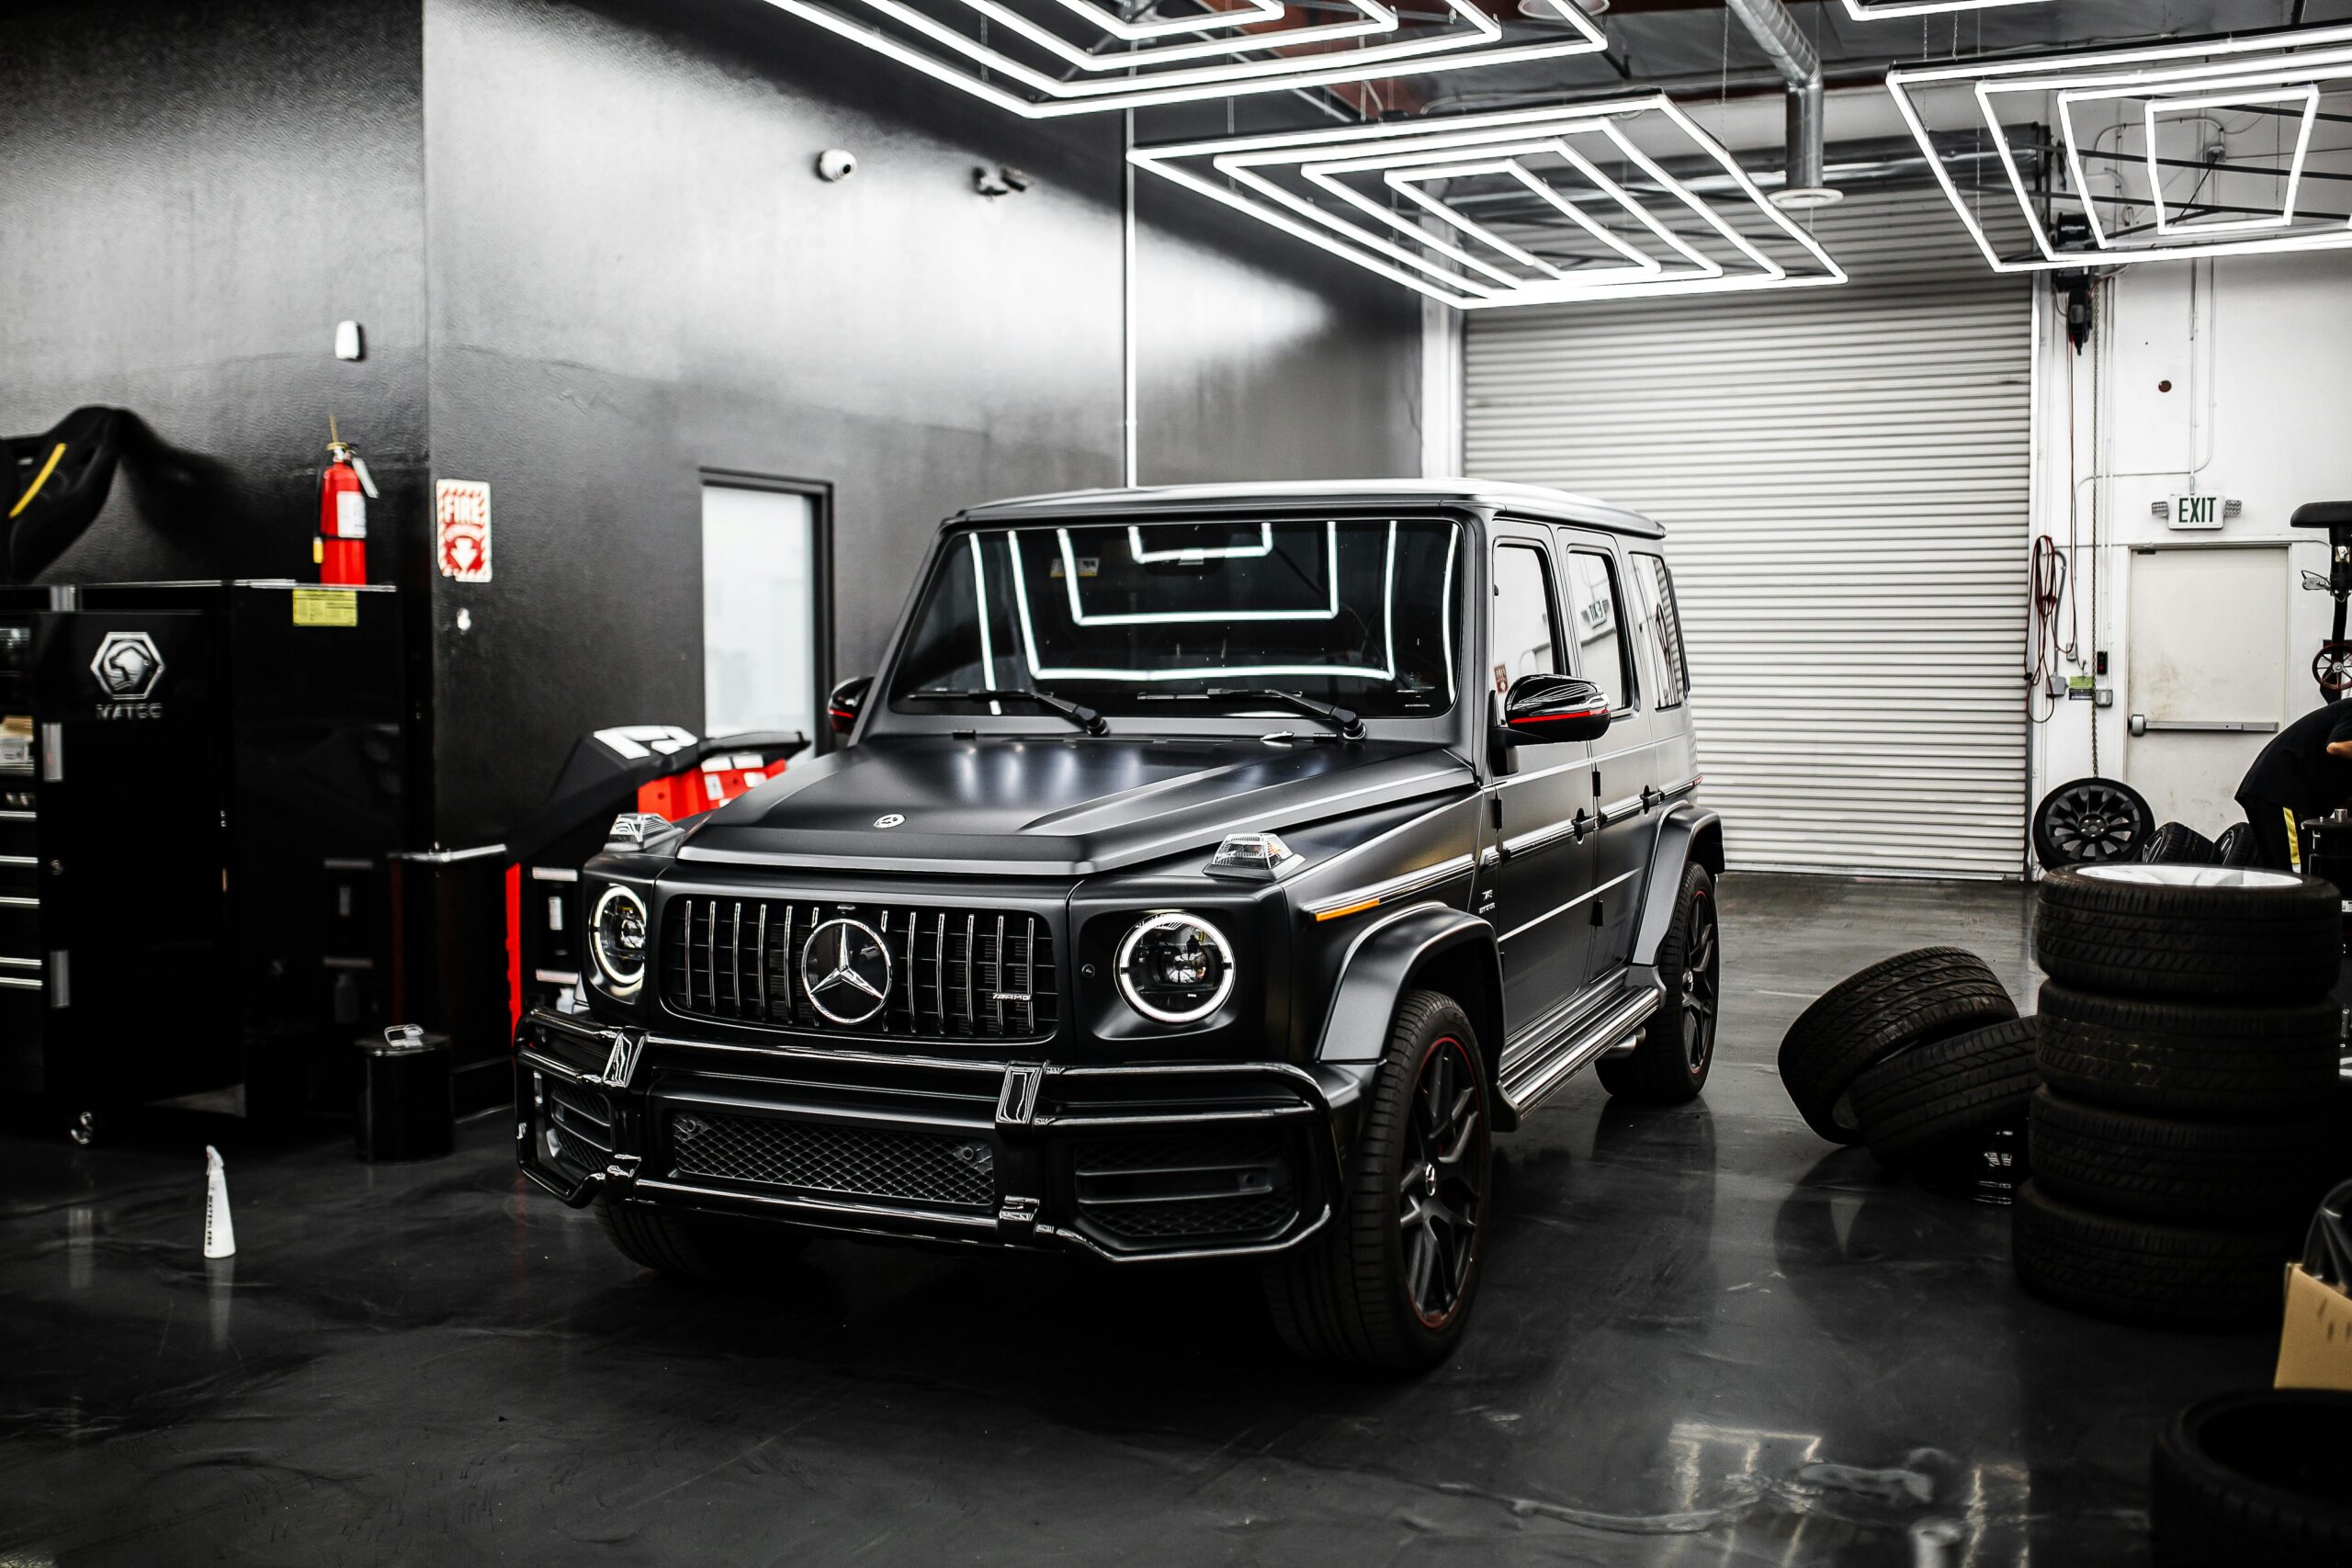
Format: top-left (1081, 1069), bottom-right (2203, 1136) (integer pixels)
top-left (1264, 989), bottom-right (1490, 1371)
top-left (596, 1198), bottom-right (810, 1284)
top-left (1597, 862), bottom-right (1718, 1104)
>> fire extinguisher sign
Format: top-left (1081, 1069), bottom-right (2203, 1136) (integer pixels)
top-left (435, 479), bottom-right (493, 582)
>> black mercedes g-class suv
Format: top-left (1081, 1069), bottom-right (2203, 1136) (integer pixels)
top-left (518, 480), bottom-right (1720, 1369)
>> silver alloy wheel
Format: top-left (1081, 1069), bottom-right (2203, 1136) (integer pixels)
top-left (2078, 863), bottom-right (2302, 890)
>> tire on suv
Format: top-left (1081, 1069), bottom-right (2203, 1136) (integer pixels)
top-left (1596, 862), bottom-right (1720, 1104)
top-left (1265, 988), bottom-right (1491, 1371)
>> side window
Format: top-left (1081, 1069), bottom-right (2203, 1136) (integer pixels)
top-left (1489, 542), bottom-right (1561, 694)
top-left (1563, 548), bottom-right (1635, 714)
top-left (1631, 553), bottom-right (1688, 708)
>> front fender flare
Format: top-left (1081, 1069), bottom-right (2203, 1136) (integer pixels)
top-left (1313, 900), bottom-right (1508, 1125)
top-left (1632, 805), bottom-right (1724, 968)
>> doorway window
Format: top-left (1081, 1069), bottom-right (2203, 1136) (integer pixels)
top-left (702, 479), bottom-right (825, 743)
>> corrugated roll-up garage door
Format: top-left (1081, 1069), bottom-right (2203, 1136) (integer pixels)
top-left (1464, 193), bottom-right (2031, 878)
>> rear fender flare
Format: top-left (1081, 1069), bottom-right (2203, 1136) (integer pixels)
top-left (1314, 901), bottom-right (1509, 1127)
top-left (1632, 806), bottom-right (1723, 968)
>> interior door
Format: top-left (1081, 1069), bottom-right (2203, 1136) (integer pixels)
top-left (1559, 536), bottom-right (1657, 982)
top-left (2124, 547), bottom-right (2290, 831)
top-left (1486, 531), bottom-right (1600, 1040)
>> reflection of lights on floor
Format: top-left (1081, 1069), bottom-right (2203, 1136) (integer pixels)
top-left (754, 0), bottom-right (1605, 117)
top-left (1130, 96), bottom-right (1846, 310)
top-left (1889, 25), bottom-right (2352, 272)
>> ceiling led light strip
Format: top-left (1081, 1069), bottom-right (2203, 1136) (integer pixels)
top-left (1128, 96), bottom-right (1846, 310)
top-left (1842, 0), bottom-right (2050, 17)
top-left (1889, 25), bottom-right (2352, 272)
top-left (756, 0), bottom-right (1605, 118)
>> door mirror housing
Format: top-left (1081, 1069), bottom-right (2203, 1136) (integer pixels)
top-left (827, 675), bottom-right (873, 738)
top-left (1497, 673), bottom-right (1611, 746)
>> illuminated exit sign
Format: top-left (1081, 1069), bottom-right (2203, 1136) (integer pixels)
top-left (2169, 493), bottom-right (2226, 531)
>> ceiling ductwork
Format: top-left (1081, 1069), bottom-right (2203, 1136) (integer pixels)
top-left (1722, 0), bottom-right (1841, 209)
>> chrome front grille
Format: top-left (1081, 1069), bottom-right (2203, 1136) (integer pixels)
top-left (662, 897), bottom-right (1057, 1042)
top-left (669, 1111), bottom-right (996, 1211)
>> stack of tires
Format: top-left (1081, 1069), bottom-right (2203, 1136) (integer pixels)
top-left (2017, 863), bottom-right (2344, 1327)
top-left (1778, 948), bottom-right (2036, 1179)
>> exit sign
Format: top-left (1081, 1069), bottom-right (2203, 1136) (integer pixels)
top-left (2170, 493), bottom-right (2225, 531)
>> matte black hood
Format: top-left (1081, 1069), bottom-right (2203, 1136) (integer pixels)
top-left (674, 735), bottom-right (1471, 876)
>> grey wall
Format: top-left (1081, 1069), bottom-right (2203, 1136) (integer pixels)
top-left (0, 0), bottom-right (430, 587)
top-left (4, 0), bottom-right (1422, 846)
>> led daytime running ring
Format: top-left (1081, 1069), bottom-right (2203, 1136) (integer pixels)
top-left (1114, 911), bottom-right (1237, 1025)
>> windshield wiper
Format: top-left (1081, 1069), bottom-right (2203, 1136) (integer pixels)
top-left (910, 687), bottom-right (1108, 736)
top-left (1170, 687), bottom-right (1365, 741)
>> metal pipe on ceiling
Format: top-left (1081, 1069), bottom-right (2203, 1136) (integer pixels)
top-left (1722, 0), bottom-right (1838, 208)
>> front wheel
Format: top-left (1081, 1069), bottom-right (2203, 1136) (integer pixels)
top-left (1264, 989), bottom-right (1491, 1371)
top-left (1596, 862), bottom-right (1719, 1104)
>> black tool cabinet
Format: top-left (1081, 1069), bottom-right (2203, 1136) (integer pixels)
top-left (0, 581), bottom-right (405, 1136)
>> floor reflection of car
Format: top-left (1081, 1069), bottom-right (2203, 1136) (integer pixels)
top-left (518, 481), bottom-right (1721, 1369)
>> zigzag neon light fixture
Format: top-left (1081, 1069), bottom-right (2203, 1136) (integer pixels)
top-left (1842, 0), bottom-right (2050, 17)
top-left (754, 0), bottom-right (1606, 118)
top-left (1889, 24), bottom-right (2352, 271)
top-left (1129, 96), bottom-right (1847, 309)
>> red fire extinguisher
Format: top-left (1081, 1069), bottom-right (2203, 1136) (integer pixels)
top-left (316, 415), bottom-right (377, 586)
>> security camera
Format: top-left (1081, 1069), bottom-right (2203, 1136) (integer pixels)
top-left (815, 148), bottom-right (857, 183)
top-left (974, 164), bottom-right (1031, 197)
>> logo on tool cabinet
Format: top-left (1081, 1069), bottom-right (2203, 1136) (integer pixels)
top-left (89, 631), bottom-right (166, 716)
top-left (800, 917), bottom-right (892, 1024)
top-left (873, 813), bottom-right (905, 829)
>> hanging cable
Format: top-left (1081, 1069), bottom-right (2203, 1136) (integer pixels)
top-left (2028, 535), bottom-right (2070, 723)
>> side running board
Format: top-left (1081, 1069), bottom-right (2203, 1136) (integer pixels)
top-left (1498, 987), bottom-right (1663, 1117)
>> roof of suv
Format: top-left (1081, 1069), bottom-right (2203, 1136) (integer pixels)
top-left (950, 479), bottom-right (1665, 539)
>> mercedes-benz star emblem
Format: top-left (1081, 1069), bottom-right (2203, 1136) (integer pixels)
top-left (873, 813), bottom-right (905, 829)
top-left (800, 917), bottom-right (892, 1025)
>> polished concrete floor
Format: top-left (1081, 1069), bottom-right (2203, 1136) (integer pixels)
top-left (0, 875), bottom-right (2278, 1565)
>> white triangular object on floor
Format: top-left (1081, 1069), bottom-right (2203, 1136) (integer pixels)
top-left (203, 1145), bottom-right (236, 1259)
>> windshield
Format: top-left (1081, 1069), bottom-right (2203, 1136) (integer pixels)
top-left (887, 518), bottom-right (1462, 721)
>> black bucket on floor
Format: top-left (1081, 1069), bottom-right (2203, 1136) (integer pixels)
top-left (356, 1025), bottom-right (455, 1163)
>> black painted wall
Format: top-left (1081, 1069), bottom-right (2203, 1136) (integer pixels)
top-left (4, 0), bottom-right (1422, 846)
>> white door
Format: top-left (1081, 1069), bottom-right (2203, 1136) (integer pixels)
top-left (702, 483), bottom-right (819, 740)
top-left (2123, 546), bottom-right (2291, 832)
top-left (1464, 195), bottom-right (2033, 877)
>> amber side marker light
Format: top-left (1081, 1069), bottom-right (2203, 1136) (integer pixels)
top-left (1315, 898), bottom-right (1383, 923)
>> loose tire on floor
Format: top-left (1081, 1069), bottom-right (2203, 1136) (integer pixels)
top-left (2028, 1087), bottom-right (2335, 1225)
top-left (2035, 863), bottom-right (2342, 1003)
top-left (2152, 1390), bottom-right (2352, 1567)
top-left (2214, 821), bottom-right (2260, 867)
top-left (1265, 989), bottom-right (1490, 1372)
top-left (1848, 1018), bottom-right (2038, 1169)
top-left (1776, 948), bottom-right (2018, 1145)
top-left (1596, 862), bottom-right (1719, 1105)
top-left (2036, 981), bottom-right (2342, 1122)
top-left (597, 1198), bottom-right (810, 1283)
top-left (2141, 821), bottom-right (2219, 865)
top-left (2010, 1180), bottom-right (2294, 1329)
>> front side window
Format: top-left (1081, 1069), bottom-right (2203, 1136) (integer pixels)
top-left (887, 517), bottom-right (1461, 720)
top-left (1564, 549), bottom-right (1635, 714)
top-left (1488, 542), bottom-right (1560, 694)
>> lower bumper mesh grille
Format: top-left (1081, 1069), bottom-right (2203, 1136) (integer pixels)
top-left (1070, 1130), bottom-right (1298, 1248)
top-left (669, 1111), bottom-right (996, 1211)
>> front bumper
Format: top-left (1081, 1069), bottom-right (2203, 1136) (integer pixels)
top-left (514, 1009), bottom-right (1368, 1263)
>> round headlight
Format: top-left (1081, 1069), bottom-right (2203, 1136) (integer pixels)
top-left (591, 885), bottom-right (650, 997)
top-left (1114, 911), bottom-right (1235, 1025)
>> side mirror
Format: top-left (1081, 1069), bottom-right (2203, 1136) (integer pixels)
top-left (827, 675), bottom-right (873, 738)
top-left (1497, 673), bottom-right (1610, 746)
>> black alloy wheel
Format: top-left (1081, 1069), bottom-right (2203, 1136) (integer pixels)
top-left (1399, 1032), bottom-right (1484, 1328)
top-left (2033, 776), bottom-right (2155, 869)
top-left (1599, 862), bottom-right (1721, 1104)
top-left (1678, 891), bottom-right (1721, 1075)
